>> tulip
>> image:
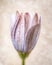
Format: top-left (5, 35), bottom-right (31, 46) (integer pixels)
top-left (11, 11), bottom-right (41, 65)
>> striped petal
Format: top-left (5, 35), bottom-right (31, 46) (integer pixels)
top-left (25, 13), bottom-right (41, 53)
top-left (11, 11), bottom-right (22, 51)
top-left (24, 12), bottom-right (30, 34)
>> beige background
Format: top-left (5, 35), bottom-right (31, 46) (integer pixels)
top-left (0, 0), bottom-right (52, 65)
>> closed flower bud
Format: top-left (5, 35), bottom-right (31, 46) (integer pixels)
top-left (11, 11), bottom-right (41, 53)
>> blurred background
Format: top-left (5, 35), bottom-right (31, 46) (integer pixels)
top-left (0, 0), bottom-right (52, 65)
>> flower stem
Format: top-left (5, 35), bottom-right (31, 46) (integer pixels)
top-left (18, 52), bottom-right (29, 65)
top-left (22, 58), bottom-right (25, 65)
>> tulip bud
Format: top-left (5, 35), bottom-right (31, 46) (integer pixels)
top-left (11, 11), bottom-right (41, 53)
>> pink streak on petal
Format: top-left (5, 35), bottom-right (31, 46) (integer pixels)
top-left (11, 11), bottom-right (21, 39)
top-left (24, 12), bottom-right (30, 34)
top-left (32, 13), bottom-right (38, 26)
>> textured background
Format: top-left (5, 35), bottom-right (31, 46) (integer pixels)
top-left (0, 0), bottom-right (52, 65)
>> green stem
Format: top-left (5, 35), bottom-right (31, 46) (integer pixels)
top-left (22, 58), bottom-right (25, 65)
top-left (18, 52), bottom-right (29, 65)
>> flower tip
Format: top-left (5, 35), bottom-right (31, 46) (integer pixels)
top-left (35, 12), bottom-right (38, 16)
top-left (24, 12), bottom-right (30, 16)
top-left (16, 10), bottom-right (19, 16)
top-left (16, 10), bottom-right (19, 13)
top-left (25, 12), bottom-right (29, 15)
top-left (34, 13), bottom-right (41, 25)
top-left (35, 12), bottom-right (38, 21)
